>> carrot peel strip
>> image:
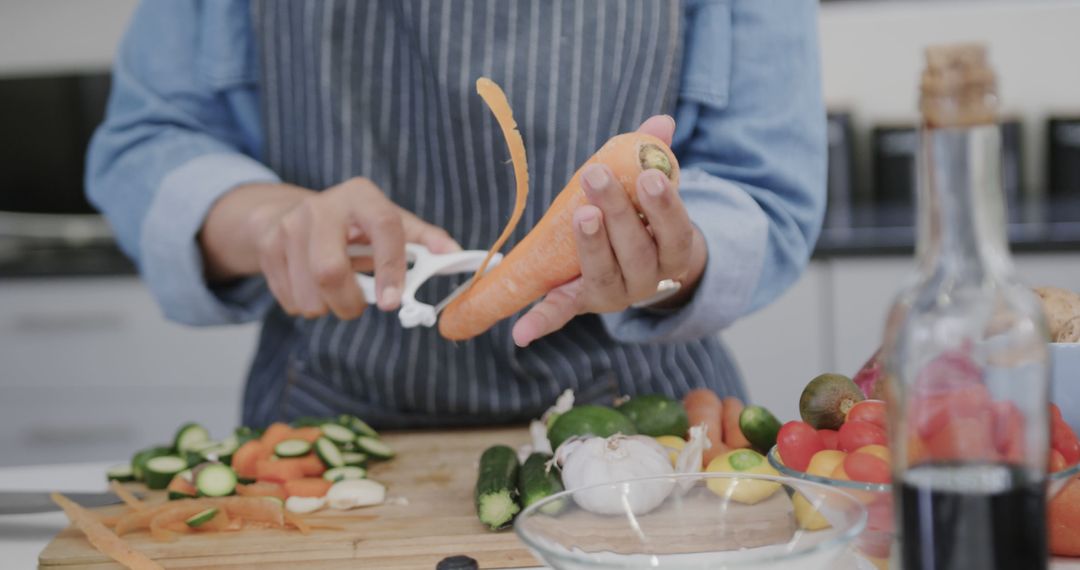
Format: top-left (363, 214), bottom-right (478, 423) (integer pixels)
top-left (470, 77), bottom-right (529, 284)
top-left (51, 492), bottom-right (163, 570)
top-left (110, 480), bottom-right (147, 511)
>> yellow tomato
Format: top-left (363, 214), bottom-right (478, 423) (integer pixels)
top-left (792, 491), bottom-right (831, 531)
top-left (706, 449), bottom-right (781, 505)
top-left (655, 435), bottom-right (686, 466)
top-left (856, 444), bottom-right (891, 463)
top-left (806, 450), bottom-right (847, 478)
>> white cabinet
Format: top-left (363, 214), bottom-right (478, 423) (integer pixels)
top-left (0, 277), bottom-right (258, 466)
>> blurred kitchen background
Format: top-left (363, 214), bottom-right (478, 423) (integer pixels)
top-left (1, 0), bottom-right (1079, 466)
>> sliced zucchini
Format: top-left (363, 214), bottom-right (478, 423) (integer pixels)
top-left (174, 422), bottom-right (211, 453)
top-left (274, 439), bottom-right (312, 458)
top-left (341, 452), bottom-right (368, 467)
top-left (144, 455), bottom-right (188, 490)
top-left (338, 414), bottom-right (379, 438)
top-left (315, 437), bottom-right (345, 468)
top-left (323, 466), bottom-right (367, 482)
top-left (320, 423), bottom-right (356, 445)
top-left (195, 463), bottom-right (238, 497)
top-left (201, 436), bottom-right (239, 465)
top-left (356, 436), bottom-right (394, 459)
top-left (185, 507), bottom-right (220, 528)
top-left (130, 445), bottom-right (173, 482)
top-left (291, 416), bottom-right (326, 428)
top-left (106, 463), bottom-right (135, 483)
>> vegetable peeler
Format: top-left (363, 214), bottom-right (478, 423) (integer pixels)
top-left (346, 243), bottom-right (502, 329)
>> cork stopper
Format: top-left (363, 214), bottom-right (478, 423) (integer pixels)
top-left (920, 43), bottom-right (997, 128)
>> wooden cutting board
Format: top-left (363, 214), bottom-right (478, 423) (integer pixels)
top-left (39, 427), bottom-right (539, 569)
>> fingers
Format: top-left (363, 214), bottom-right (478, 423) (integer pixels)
top-left (307, 204), bottom-right (367, 319)
top-left (581, 164), bottom-right (658, 300)
top-left (257, 225), bottom-right (298, 315)
top-left (635, 169), bottom-right (693, 280)
top-left (400, 211), bottom-right (462, 254)
top-left (512, 278), bottom-right (585, 348)
top-left (636, 114), bottom-right (675, 146)
top-left (281, 210), bottom-right (327, 317)
top-left (342, 184), bottom-right (408, 311)
top-left (573, 205), bottom-right (625, 310)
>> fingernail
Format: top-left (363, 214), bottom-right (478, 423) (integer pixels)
top-left (583, 165), bottom-right (609, 191)
top-left (661, 114), bottom-right (676, 130)
top-left (380, 285), bottom-right (400, 307)
top-left (644, 172), bottom-right (666, 197)
top-left (579, 212), bottom-right (600, 236)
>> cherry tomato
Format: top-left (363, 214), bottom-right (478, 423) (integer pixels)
top-left (1053, 420), bottom-right (1080, 466)
top-left (846, 399), bottom-right (887, 429)
top-left (910, 383), bottom-right (992, 439)
top-left (818, 429), bottom-right (839, 451)
top-left (857, 495), bottom-right (895, 560)
top-left (1051, 402), bottom-right (1065, 425)
top-left (907, 434), bottom-right (929, 466)
top-left (776, 421), bottom-right (825, 472)
top-left (926, 414), bottom-right (996, 462)
top-left (1050, 449), bottom-right (1068, 473)
top-left (991, 401), bottom-right (1024, 463)
top-left (838, 421), bottom-right (887, 452)
top-left (843, 451), bottom-right (891, 484)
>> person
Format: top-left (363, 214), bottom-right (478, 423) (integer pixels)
top-left (86, 0), bottom-right (826, 429)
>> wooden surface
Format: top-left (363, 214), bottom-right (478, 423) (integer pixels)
top-left (39, 427), bottom-right (538, 569)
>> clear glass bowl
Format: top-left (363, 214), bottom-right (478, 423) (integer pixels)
top-left (766, 445), bottom-right (1080, 568)
top-left (514, 472), bottom-right (868, 570)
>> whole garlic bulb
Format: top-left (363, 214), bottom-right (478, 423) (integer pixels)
top-left (557, 434), bottom-right (674, 515)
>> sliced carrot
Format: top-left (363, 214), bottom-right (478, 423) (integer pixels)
top-left (205, 496), bottom-right (285, 527)
top-left (721, 397), bottom-right (752, 449)
top-left (284, 512), bottom-right (311, 535)
top-left (232, 440), bottom-right (266, 480)
top-left (294, 453), bottom-right (327, 477)
top-left (685, 388), bottom-right (727, 465)
top-left (110, 481), bottom-right (147, 511)
top-left (236, 481), bottom-right (287, 501)
top-left (291, 426), bottom-right (323, 444)
top-left (256, 458), bottom-right (305, 483)
top-left (51, 492), bottom-right (163, 570)
top-left (283, 477), bottom-right (333, 498)
top-left (166, 475), bottom-right (197, 499)
top-left (261, 422), bottom-right (296, 450)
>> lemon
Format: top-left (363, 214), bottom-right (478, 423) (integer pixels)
top-left (655, 435), bottom-right (686, 466)
top-left (793, 491), bottom-right (832, 530)
top-left (705, 449), bottom-right (781, 505)
top-left (806, 450), bottom-right (847, 478)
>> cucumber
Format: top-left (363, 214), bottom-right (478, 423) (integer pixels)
top-left (323, 466), bottom-right (367, 482)
top-left (547, 405), bottom-right (638, 450)
top-left (615, 394), bottom-right (690, 437)
top-left (201, 436), bottom-right (239, 465)
top-left (144, 455), bottom-right (188, 490)
top-left (739, 405), bottom-right (783, 453)
top-left (130, 445), bottom-right (173, 482)
top-left (315, 437), bottom-right (345, 467)
top-left (291, 416), bottom-right (326, 428)
top-left (195, 463), bottom-right (238, 497)
top-left (341, 452), bottom-right (368, 467)
top-left (474, 445), bottom-right (520, 530)
top-left (274, 439), bottom-right (312, 458)
top-left (185, 507), bottom-right (220, 528)
top-left (338, 414), bottom-right (379, 438)
top-left (799, 373), bottom-right (865, 430)
top-left (174, 422), bottom-right (211, 453)
top-left (106, 463), bottom-right (134, 483)
top-left (320, 423), bottom-right (356, 445)
top-left (234, 426), bottom-right (262, 446)
top-left (518, 453), bottom-right (565, 515)
top-left (356, 436), bottom-right (394, 459)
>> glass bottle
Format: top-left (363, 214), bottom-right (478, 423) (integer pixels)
top-left (885, 44), bottom-right (1050, 570)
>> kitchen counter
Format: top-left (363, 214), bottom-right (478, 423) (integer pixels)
top-left (3, 460), bottom-right (1079, 569)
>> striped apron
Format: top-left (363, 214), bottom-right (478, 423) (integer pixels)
top-left (245, 0), bottom-right (747, 429)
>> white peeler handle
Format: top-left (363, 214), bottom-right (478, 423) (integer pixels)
top-left (346, 243), bottom-right (501, 328)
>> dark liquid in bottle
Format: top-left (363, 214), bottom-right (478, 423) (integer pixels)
top-left (900, 463), bottom-right (1047, 570)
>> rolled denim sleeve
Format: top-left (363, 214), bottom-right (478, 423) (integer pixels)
top-left (603, 0), bottom-right (827, 343)
top-left (85, 0), bottom-right (276, 325)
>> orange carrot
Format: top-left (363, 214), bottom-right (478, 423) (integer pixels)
top-left (721, 397), bottom-right (752, 449)
top-left (295, 453), bottom-right (327, 477)
top-left (283, 477), bottom-right (333, 498)
top-left (439, 129), bottom-right (679, 341)
top-left (232, 440), bottom-right (266, 480)
top-left (684, 388), bottom-right (727, 465)
top-left (110, 481), bottom-right (147, 511)
top-left (165, 475), bottom-right (197, 499)
top-left (290, 426), bottom-right (323, 444)
top-left (255, 458), bottom-right (305, 483)
top-left (260, 422), bottom-right (295, 450)
top-left (236, 481), bottom-right (287, 501)
top-left (51, 492), bottom-right (163, 570)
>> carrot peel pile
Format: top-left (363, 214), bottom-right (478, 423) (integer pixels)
top-left (51, 492), bottom-right (163, 570)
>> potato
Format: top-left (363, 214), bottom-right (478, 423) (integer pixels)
top-left (1034, 286), bottom-right (1080, 340)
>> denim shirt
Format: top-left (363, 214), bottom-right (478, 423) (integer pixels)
top-left (86, 0), bottom-right (826, 343)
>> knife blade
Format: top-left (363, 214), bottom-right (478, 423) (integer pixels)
top-left (0, 491), bottom-right (127, 515)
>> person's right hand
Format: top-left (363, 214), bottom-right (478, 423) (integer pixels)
top-left (201, 177), bottom-right (460, 319)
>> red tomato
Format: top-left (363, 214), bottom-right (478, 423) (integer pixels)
top-left (1050, 449), bottom-right (1068, 473)
top-left (1053, 420), bottom-right (1080, 466)
top-left (843, 452), bottom-right (891, 484)
top-left (991, 401), bottom-right (1024, 463)
top-left (1051, 403), bottom-right (1065, 425)
top-left (838, 421), bottom-right (887, 452)
top-left (818, 429), bottom-right (839, 450)
top-left (911, 383), bottom-right (991, 439)
top-left (926, 415), bottom-right (996, 462)
top-left (846, 399), bottom-right (887, 429)
top-left (777, 421), bottom-right (825, 472)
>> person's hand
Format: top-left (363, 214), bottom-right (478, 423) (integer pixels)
top-left (511, 115), bottom-right (707, 348)
top-left (200, 177), bottom-right (459, 319)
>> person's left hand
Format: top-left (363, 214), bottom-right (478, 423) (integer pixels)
top-left (511, 115), bottom-right (708, 348)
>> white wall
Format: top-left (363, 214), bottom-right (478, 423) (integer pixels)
top-left (819, 0), bottom-right (1080, 195)
top-left (0, 0), bottom-right (137, 77)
